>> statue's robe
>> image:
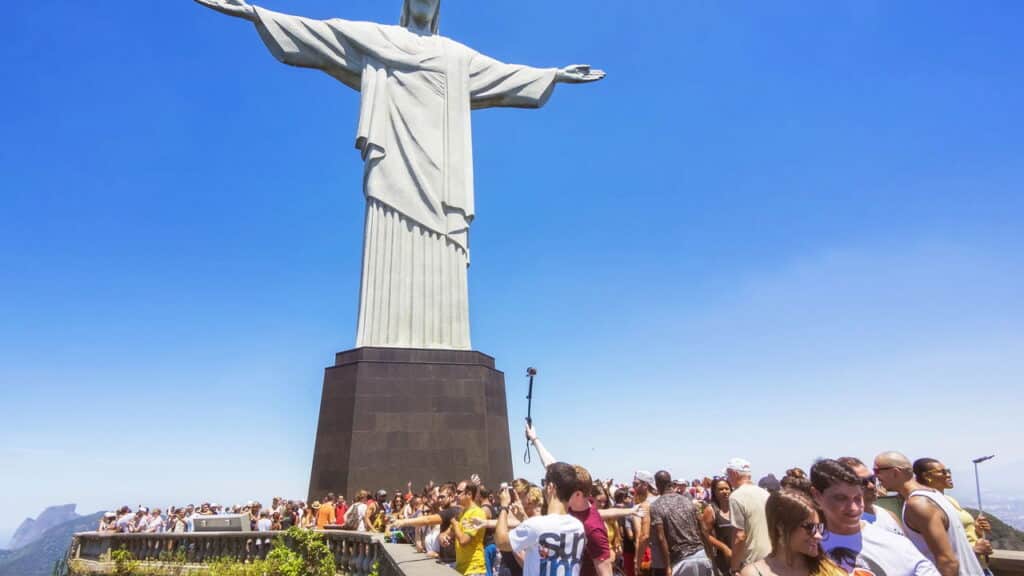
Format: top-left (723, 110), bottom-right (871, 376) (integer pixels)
top-left (253, 7), bottom-right (558, 349)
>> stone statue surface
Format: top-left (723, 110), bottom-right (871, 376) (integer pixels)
top-left (195, 0), bottom-right (605, 350)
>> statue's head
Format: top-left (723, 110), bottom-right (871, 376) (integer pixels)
top-left (400, 0), bottom-right (440, 34)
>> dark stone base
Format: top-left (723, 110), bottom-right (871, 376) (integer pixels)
top-left (307, 347), bottom-right (513, 501)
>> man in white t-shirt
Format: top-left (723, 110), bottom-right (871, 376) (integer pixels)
top-left (496, 461), bottom-right (586, 576)
top-left (811, 458), bottom-right (938, 576)
top-left (725, 458), bottom-right (770, 574)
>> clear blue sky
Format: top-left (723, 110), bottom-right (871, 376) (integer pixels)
top-left (2, 0), bottom-right (1023, 543)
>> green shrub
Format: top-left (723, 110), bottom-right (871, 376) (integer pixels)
top-left (111, 547), bottom-right (139, 576)
top-left (195, 528), bottom-right (335, 576)
top-left (275, 527), bottom-right (336, 576)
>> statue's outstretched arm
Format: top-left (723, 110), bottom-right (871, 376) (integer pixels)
top-left (556, 64), bottom-right (606, 84)
top-left (194, 0), bottom-right (257, 22)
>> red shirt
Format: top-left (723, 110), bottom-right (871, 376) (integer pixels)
top-left (569, 504), bottom-right (611, 576)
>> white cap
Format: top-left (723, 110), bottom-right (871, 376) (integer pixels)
top-left (633, 470), bottom-right (655, 488)
top-left (725, 458), bottom-right (752, 474)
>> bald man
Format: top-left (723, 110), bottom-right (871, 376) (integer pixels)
top-left (874, 452), bottom-right (983, 576)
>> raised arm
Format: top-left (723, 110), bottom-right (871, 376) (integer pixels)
top-left (468, 49), bottom-right (606, 111)
top-left (194, 0), bottom-right (367, 90)
top-left (525, 423), bottom-right (557, 468)
top-left (194, 0), bottom-right (256, 21)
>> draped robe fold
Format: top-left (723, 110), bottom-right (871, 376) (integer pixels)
top-left (252, 7), bottom-right (558, 350)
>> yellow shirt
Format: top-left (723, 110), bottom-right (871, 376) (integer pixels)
top-left (456, 505), bottom-right (487, 576)
top-left (944, 495), bottom-right (979, 545)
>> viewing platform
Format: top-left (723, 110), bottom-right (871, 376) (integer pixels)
top-left (64, 530), bottom-right (1024, 576)
top-left (66, 529), bottom-right (459, 576)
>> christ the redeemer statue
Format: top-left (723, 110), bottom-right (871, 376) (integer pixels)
top-left (195, 0), bottom-right (605, 350)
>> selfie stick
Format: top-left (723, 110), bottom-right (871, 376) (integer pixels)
top-left (972, 455), bottom-right (994, 515)
top-left (524, 367), bottom-right (536, 463)
top-left (972, 454), bottom-right (995, 565)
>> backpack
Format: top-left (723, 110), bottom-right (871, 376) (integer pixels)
top-left (342, 503), bottom-right (361, 530)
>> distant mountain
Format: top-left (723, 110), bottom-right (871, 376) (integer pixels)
top-left (0, 512), bottom-right (103, 576)
top-left (968, 507), bottom-right (1024, 551)
top-left (8, 504), bottom-right (80, 550)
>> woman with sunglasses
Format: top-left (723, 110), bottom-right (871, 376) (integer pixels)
top-left (740, 490), bottom-right (844, 576)
top-left (913, 458), bottom-right (994, 560)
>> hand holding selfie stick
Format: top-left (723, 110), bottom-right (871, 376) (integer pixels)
top-left (524, 367), bottom-right (536, 463)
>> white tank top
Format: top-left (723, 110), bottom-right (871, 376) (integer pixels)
top-left (902, 490), bottom-right (984, 575)
top-left (865, 504), bottom-right (905, 536)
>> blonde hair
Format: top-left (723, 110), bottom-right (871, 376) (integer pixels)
top-left (525, 486), bottom-right (544, 507)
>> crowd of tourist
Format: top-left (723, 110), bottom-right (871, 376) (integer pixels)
top-left (98, 424), bottom-right (995, 576)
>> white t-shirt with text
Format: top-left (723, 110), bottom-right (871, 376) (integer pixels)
top-left (509, 513), bottom-right (587, 576)
top-left (822, 521), bottom-right (939, 576)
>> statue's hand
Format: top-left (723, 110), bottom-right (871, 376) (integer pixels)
top-left (557, 64), bottom-right (606, 84)
top-left (194, 0), bottom-right (256, 21)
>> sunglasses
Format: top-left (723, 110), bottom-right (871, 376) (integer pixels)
top-left (800, 522), bottom-right (825, 536)
top-left (861, 475), bottom-right (877, 487)
top-left (872, 466), bottom-right (899, 474)
top-left (927, 468), bottom-right (952, 477)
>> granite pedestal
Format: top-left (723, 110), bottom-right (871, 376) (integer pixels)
top-left (307, 347), bottom-right (513, 501)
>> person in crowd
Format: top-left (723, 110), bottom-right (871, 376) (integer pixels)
top-left (115, 506), bottom-right (134, 533)
top-left (450, 480), bottom-right (488, 576)
top-left (316, 493), bottom-right (336, 529)
top-left (145, 508), bottom-right (165, 533)
top-left (633, 470), bottom-right (658, 576)
top-left (725, 458), bottom-right (771, 574)
top-left (595, 483), bottom-right (622, 564)
top-left (346, 490), bottom-right (370, 531)
top-left (390, 483), bottom-right (462, 566)
top-left (279, 503), bottom-right (295, 530)
top-left (811, 459), bottom-right (937, 576)
top-left (836, 456), bottom-right (904, 536)
top-left (170, 509), bottom-right (188, 533)
top-left (496, 462), bottom-right (586, 576)
top-left (257, 509), bottom-right (272, 532)
top-left (305, 502), bottom-right (320, 529)
top-left (98, 512), bottom-right (117, 532)
top-left (702, 478), bottom-right (735, 576)
top-left (691, 480), bottom-right (707, 503)
top-left (525, 424), bottom-right (623, 576)
top-left (336, 495), bottom-right (348, 523)
top-left (874, 452), bottom-right (984, 576)
top-left (271, 511), bottom-right (284, 531)
top-left (476, 487), bottom-right (500, 576)
top-left (757, 475), bottom-right (781, 494)
top-left (739, 490), bottom-right (844, 576)
top-left (650, 470), bottom-right (713, 576)
top-left (914, 458), bottom-right (994, 561)
top-left (619, 487), bottom-right (639, 576)
top-left (780, 475), bottom-right (812, 496)
top-left (369, 490), bottom-right (390, 532)
top-left (570, 465), bottom-right (614, 576)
